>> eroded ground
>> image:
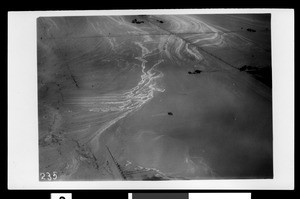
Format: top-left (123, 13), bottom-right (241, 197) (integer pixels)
top-left (38, 14), bottom-right (272, 180)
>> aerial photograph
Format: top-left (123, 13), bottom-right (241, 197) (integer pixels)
top-left (37, 13), bottom-right (273, 181)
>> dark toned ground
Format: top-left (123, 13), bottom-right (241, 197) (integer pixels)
top-left (38, 14), bottom-right (272, 180)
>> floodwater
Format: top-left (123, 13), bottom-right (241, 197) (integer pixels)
top-left (38, 14), bottom-right (272, 180)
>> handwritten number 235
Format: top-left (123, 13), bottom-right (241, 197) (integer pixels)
top-left (40, 172), bottom-right (57, 181)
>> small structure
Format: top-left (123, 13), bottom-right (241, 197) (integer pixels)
top-left (168, 112), bottom-right (173, 116)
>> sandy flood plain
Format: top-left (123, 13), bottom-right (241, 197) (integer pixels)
top-left (38, 14), bottom-right (272, 180)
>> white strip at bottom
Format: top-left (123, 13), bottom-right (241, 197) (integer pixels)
top-left (189, 193), bottom-right (251, 199)
top-left (128, 193), bottom-right (251, 199)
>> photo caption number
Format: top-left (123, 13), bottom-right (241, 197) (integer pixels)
top-left (40, 171), bottom-right (58, 181)
top-left (40, 172), bottom-right (45, 180)
top-left (46, 172), bottom-right (52, 181)
top-left (53, 171), bottom-right (58, 180)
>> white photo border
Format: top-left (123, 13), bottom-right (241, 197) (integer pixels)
top-left (8, 9), bottom-right (294, 190)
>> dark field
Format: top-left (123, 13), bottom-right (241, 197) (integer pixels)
top-left (37, 14), bottom-right (272, 180)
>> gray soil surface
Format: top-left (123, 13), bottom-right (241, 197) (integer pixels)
top-left (38, 14), bottom-right (272, 180)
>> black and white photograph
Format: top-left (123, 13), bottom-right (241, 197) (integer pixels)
top-left (37, 13), bottom-right (273, 181)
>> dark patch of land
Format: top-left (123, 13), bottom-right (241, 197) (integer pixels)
top-left (132, 19), bottom-right (144, 24)
top-left (239, 65), bottom-right (272, 87)
top-left (246, 28), bottom-right (256, 32)
top-left (188, 70), bottom-right (202, 74)
top-left (142, 175), bottom-right (168, 180)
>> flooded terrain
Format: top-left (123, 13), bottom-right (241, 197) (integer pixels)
top-left (37, 14), bottom-right (272, 180)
